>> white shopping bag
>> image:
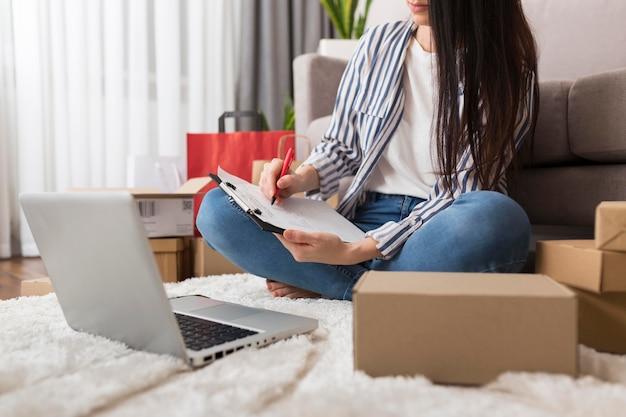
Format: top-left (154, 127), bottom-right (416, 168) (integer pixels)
top-left (127, 155), bottom-right (187, 193)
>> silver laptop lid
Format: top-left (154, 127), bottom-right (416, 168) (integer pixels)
top-left (19, 191), bottom-right (189, 361)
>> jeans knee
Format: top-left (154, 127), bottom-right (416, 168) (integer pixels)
top-left (491, 192), bottom-right (530, 238)
top-left (461, 191), bottom-right (529, 229)
top-left (456, 191), bottom-right (530, 253)
top-left (196, 188), bottom-right (230, 247)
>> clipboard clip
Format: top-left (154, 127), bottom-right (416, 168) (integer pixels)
top-left (209, 173), bottom-right (262, 216)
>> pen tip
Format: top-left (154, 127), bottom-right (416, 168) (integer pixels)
top-left (270, 197), bottom-right (276, 206)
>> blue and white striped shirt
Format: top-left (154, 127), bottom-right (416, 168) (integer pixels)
top-left (304, 19), bottom-right (537, 259)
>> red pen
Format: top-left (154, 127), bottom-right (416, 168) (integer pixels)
top-left (271, 147), bottom-right (295, 205)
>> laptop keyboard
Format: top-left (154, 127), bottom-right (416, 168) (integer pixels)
top-left (174, 313), bottom-right (259, 351)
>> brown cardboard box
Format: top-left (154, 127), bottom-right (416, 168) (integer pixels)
top-left (536, 240), bottom-right (626, 293)
top-left (74, 176), bottom-right (212, 238)
top-left (570, 287), bottom-right (626, 354)
top-left (20, 239), bottom-right (190, 297)
top-left (131, 177), bottom-right (211, 238)
top-left (149, 237), bottom-right (192, 282)
top-left (353, 271), bottom-right (578, 385)
top-left (20, 276), bottom-right (54, 296)
top-left (191, 237), bottom-right (244, 276)
top-left (595, 201), bottom-right (626, 251)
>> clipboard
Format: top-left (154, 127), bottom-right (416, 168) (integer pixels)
top-left (209, 167), bottom-right (366, 243)
top-left (208, 172), bottom-right (284, 234)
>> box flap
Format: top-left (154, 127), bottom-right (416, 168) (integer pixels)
top-left (175, 177), bottom-right (213, 195)
top-left (74, 178), bottom-right (213, 199)
top-left (353, 271), bottom-right (574, 298)
top-left (70, 187), bottom-right (162, 194)
top-left (595, 201), bottom-right (626, 251)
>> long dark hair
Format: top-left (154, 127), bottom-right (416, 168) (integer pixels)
top-left (428, 0), bottom-right (539, 192)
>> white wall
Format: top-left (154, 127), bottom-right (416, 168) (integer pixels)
top-left (522, 0), bottom-right (626, 80)
top-left (364, 0), bottom-right (626, 81)
top-left (364, 0), bottom-right (407, 28)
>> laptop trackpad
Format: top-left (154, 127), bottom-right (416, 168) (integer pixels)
top-left (192, 304), bottom-right (262, 322)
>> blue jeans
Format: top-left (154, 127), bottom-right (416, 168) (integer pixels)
top-left (196, 188), bottom-right (530, 300)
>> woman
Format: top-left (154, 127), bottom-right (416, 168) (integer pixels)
top-left (197, 0), bottom-right (539, 300)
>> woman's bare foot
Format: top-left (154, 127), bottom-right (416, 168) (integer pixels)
top-left (266, 279), bottom-right (321, 299)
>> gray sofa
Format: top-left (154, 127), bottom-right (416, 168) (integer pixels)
top-left (293, 53), bottom-right (626, 270)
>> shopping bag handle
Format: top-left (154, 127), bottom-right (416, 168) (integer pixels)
top-left (218, 111), bottom-right (263, 133)
top-left (278, 134), bottom-right (312, 159)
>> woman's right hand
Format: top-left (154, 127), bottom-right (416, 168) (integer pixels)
top-left (258, 161), bottom-right (320, 204)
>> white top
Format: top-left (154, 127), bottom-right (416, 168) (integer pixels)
top-left (367, 38), bottom-right (437, 199)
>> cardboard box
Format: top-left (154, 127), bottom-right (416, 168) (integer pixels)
top-left (20, 239), bottom-right (191, 297)
top-left (595, 201), bottom-right (626, 251)
top-left (353, 271), bottom-right (578, 385)
top-left (191, 237), bottom-right (244, 276)
top-left (150, 237), bottom-right (192, 282)
top-left (74, 177), bottom-right (211, 238)
top-left (132, 177), bottom-right (212, 238)
top-left (570, 287), bottom-right (626, 354)
top-left (536, 240), bottom-right (626, 293)
top-left (20, 276), bottom-right (54, 296)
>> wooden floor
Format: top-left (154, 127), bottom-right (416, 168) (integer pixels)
top-left (0, 257), bottom-right (47, 300)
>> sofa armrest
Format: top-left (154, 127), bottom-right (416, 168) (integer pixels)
top-left (293, 53), bottom-right (348, 134)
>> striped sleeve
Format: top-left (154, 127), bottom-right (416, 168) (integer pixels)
top-left (304, 21), bottom-right (410, 201)
top-left (367, 70), bottom-right (538, 258)
top-left (302, 31), bottom-right (370, 200)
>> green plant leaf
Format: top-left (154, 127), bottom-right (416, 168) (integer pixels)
top-left (320, 0), bottom-right (372, 39)
top-left (282, 94), bottom-right (295, 131)
top-left (354, 0), bottom-right (373, 38)
top-left (283, 108), bottom-right (295, 131)
top-left (321, 0), bottom-right (347, 39)
top-left (257, 109), bottom-right (271, 131)
top-left (343, 0), bottom-right (356, 41)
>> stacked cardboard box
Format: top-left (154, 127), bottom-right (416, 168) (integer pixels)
top-left (21, 237), bottom-right (244, 297)
top-left (21, 178), bottom-right (245, 296)
top-left (129, 177), bottom-right (244, 277)
top-left (73, 176), bottom-right (212, 238)
top-left (191, 238), bottom-right (244, 276)
top-left (128, 177), bottom-right (211, 238)
top-left (20, 276), bottom-right (54, 296)
top-left (353, 271), bottom-right (578, 385)
top-left (536, 201), bottom-right (626, 354)
top-left (21, 237), bottom-right (192, 296)
top-left (150, 237), bottom-right (192, 283)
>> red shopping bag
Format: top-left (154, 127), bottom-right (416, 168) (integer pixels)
top-left (187, 111), bottom-right (294, 236)
top-left (187, 111), bottom-right (294, 184)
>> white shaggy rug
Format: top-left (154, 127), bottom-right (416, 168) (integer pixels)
top-left (2, 273), bottom-right (626, 417)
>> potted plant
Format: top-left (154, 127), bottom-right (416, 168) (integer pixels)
top-left (321, 0), bottom-right (373, 39)
top-left (318, 0), bottom-right (373, 59)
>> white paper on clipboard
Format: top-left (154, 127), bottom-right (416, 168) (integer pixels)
top-left (213, 167), bottom-right (365, 243)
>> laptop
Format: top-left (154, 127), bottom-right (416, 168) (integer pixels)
top-left (19, 191), bottom-right (318, 368)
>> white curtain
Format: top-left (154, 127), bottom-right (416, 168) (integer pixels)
top-left (0, 0), bottom-right (242, 258)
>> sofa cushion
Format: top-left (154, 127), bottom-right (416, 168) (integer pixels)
top-left (520, 80), bottom-right (583, 167)
top-left (568, 68), bottom-right (626, 162)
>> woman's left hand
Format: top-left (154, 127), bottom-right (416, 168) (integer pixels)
top-left (274, 229), bottom-right (382, 265)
